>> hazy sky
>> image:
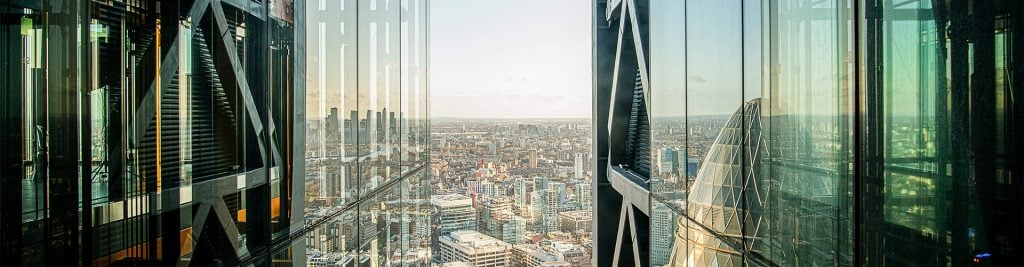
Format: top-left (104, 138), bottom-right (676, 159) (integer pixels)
top-left (429, 0), bottom-right (592, 118)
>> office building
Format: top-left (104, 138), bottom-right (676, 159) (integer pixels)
top-left (558, 210), bottom-right (592, 234)
top-left (650, 201), bottom-right (674, 266)
top-left (437, 230), bottom-right (512, 267)
top-left (478, 180), bottom-right (498, 198)
top-left (656, 148), bottom-right (678, 175)
top-left (593, 0), bottom-right (1023, 266)
top-left (432, 193), bottom-right (478, 257)
top-left (532, 189), bottom-right (562, 234)
top-left (501, 216), bottom-right (527, 245)
top-left (479, 196), bottom-right (513, 239)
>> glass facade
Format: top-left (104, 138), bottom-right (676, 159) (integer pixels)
top-left (0, 0), bottom-right (428, 265)
top-left (599, 0), bottom-right (1023, 266)
top-left (298, 0), bottom-right (431, 265)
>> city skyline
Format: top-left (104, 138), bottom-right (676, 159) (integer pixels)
top-left (1, 0), bottom-right (1021, 266)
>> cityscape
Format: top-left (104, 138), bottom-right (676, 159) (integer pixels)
top-left (1, 0), bottom-right (1022, 266)
top-left (430, 119), bottom-right (593, 266)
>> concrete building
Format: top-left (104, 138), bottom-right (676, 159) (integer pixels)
top-left (512, 244), bottom-right (564, 267)
top-left (432, 194), bottom-right (478, 257)
top-left (438, 230), bottom-right (512, 267)
top-left (558, 210), bottom-right (592, 234)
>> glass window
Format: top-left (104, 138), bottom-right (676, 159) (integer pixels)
top-left (862, 1), bottom-right (1023, 265)
top-left (683, 0), bottom-right (746, 265)
top-left (762, 0), bottom-right (854, 264)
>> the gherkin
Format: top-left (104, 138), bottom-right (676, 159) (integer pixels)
top-left (672, 99), bottom-right (765, 267)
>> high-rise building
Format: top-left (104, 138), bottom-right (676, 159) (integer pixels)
top-left (528, 149), bottom-right (539, 168)
top-left (573, 153), bottom-right (586, 178)
top-left (594, 0), bottom-right (1024, 266)
top-left (437, 230), bottom-right (512, 267)
top-left (532, 189), bottom-right (561, 234)
top-left (478, 196), bottom-right (513, 239)
top-left (478, 180), bottom-right (497, 198)
top-left (0, 0), bottom-right (429, 265)
top-left (650, 203), bottom-right (675, 266)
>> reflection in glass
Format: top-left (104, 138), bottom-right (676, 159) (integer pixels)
top-left (862, 0), bottom-right (1023, 265)
top-left (644, 0), bottom-right (1022, 265)
top-left (648, 0), bottom-right (856, 265)
top-left (1, 0), bottom-right (303, 265)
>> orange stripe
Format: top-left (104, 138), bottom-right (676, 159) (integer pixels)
top-left (154, 19), bottom-right (162, 192)
top-left (91, 227), bottom-right (193, 266)
top-left (237, 197), bottom-right (282, 223)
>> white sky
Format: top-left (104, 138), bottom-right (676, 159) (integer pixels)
top-left (429, 0), bottom-right (592, 118)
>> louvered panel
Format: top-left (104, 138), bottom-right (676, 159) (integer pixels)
top-left (138, 71), bottom-right (182, 191)
top-left (191, 27), bottom-right (238, 181)
top-left (624, 69), bottom-right (651, 178)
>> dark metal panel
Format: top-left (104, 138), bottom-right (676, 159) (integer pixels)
top-left (593, 0), bottom-right (623, 266)
top-left (43, 0), bottom-right (84, 264)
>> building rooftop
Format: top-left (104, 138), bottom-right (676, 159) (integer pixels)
top-left (431, 194), bottom-right (474, 207)
top-left (440, 230), bottom-right (512, 254)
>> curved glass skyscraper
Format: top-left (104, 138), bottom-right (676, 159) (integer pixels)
top-left (673, 99), bottom-right (763, 266)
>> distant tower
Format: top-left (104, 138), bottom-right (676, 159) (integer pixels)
top-left (651, 203), bottom-right (675, 265)
top-left (528, 149), bottom-right (538, 168)
top-left (574, 153), bottom-right (585, 178)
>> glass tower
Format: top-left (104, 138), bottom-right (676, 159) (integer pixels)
top-left (0, 0), bottom-right (428, 265)
top-left (595, 0), bottom-right (1023, 266)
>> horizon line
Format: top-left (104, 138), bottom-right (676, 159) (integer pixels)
top-left (430, 116), bottom-right (591, 120)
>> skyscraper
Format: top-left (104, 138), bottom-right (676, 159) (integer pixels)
top-left (594, 0), bottom-right (1024, 266)
top-left (0, 0), bottom-right (430, 265)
